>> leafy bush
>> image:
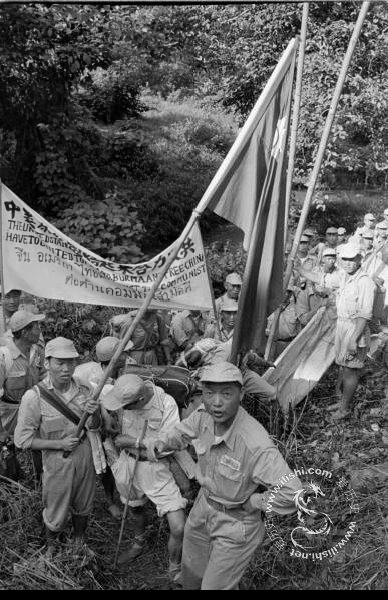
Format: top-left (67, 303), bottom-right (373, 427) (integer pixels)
top-left (205, 239), bottom-right (247, 297)
top-left (53, 188), bottom-right (145, 262)
top-left (77, 64), bottom-right (147, 124)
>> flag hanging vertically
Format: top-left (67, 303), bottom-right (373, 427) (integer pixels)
top-left (197, 39), bottom-right (298, 359)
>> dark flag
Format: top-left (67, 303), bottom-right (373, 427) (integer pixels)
top-left (197, 39), bottom-right (298, 359)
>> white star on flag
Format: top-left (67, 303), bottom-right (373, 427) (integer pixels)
top-left (271, 116), bottom-right (287, 159)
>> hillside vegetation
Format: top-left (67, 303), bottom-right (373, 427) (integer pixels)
top-left (0, 2), bottom-right (387, 259)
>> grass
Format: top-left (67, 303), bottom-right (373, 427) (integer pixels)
top-left (1, 356), bottom-right (388, 590)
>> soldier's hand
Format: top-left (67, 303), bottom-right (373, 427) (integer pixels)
top-left (145, 439), bottom-right (163, 462)
top-left (102, 411), bottom-right (119, 437)
top-left (346, 338), bottom-right (358, 358)
top-left (242, 496), bottom-right (260, 515)
top-left (61, 436), bottom-right (80, 452)
top-left (85, 397), bottom-right (99, 414)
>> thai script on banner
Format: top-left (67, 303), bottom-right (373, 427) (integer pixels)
top-left (1, 185), bottom-right (213, 310)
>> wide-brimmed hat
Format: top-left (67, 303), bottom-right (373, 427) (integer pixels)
top-left (101, 374), bottom-right (146, 411)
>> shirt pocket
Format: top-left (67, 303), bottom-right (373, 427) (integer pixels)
top-left (5, 372), bottom-right (26, 401)
top-left (216, 463), bottom-right (245, 501)
top-left (148, 417), bottom-right (162, 431)
top-left (42, 417), bottom-right (64, 439)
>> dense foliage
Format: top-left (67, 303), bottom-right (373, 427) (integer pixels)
top-left (0, 2), bottom-right (387, 257)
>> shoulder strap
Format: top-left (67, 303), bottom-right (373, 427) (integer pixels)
top-left (37, 383), bottom-right (80, 427)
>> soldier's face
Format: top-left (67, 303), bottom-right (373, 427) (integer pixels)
top-left (226, 283), bottom-right (241, 299)
top-left (342, 256), bottom-right (361, 275)
top-left (365, 219), bottom-right (375, 229)
top-left (3, 291), bottom-right (21, 315)
top-left (23, 322), bottom-right (41, 345)
top-left (221, 311), bottom-right (237, 328)
top-left (202, 382), bottom-right (242, 429)
top-left (363, 238), bottom-right (373, 251)
top-left (49, 358), bottom-right (76, 387)
top-left (326, 233), bottom-right (338, 247)
top-left (299, 241), bottom-right (309, 255)
top-left (322, 257), bottom-right (336, 273)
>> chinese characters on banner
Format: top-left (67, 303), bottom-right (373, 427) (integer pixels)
top-left (1, 185), bottom-right (213, 311)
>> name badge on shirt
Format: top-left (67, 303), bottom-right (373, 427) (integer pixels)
top-left (220, 455), bottom-right (241, 472)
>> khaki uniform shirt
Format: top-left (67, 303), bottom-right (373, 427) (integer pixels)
top-left (14, 376), bottom-right (93, 451)
top-left (0, 340), bottom-right (45, 435)
top-left (170, 310), bottom-right (207, 349)
top-left (203, 323), bottom-right (234, 343)
top-left (336, 269), bottom-right (375, 320)
top-left (119, 384), bottom-right (180, 447)
top-left (158, 405), bottom-right (301, 514)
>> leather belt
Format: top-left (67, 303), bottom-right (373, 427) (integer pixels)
top-left (205, 495), bottom-right (247, 521)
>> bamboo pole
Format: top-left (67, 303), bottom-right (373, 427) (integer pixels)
top-left (284, 2), bottom-right (309, 242)
top-left (0, 182), bottom-right (8, 333)
top-left (69, 211), bottom-right (200, 447)
top-left (282, 1), bottom-right (371, 293)
top-left (200, 227), bottom-right (222, 339)
top-left (265, 4), bottom-right (309, 361)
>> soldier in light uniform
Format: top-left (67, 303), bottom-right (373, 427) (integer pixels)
top-left (15, 338), bottom-right (100, 554)
top-left (0, 289), bottom-right (22, 341)
top-left (204, 297), bottom-right (238, 343)
top-left (214, 273), bottom-right (242, 319)
top-left (102, 374), bottom-right (187, 581)
top-left (145, 361), bottom-right (302, 590)
top-left (332, 244), bottom-right (376, 419)
top-left (311, 227), bottom-right (338, 265)
top-left (374, 221), bottom-right (388, 247)
top-left (0, 310), bottom-right (46, 481)
top-left (170, 310), bottom-right (208, 352)
top-left (354, 213), bottom-right (376, 241)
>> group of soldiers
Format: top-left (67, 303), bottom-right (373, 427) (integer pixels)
top-left (0, 207), bottom-right (387, 589)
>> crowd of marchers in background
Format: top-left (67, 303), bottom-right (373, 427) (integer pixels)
top-left (0, 208), bottom-right (387, 589)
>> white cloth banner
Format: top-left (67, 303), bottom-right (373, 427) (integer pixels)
top-left (1, 184), bottom-right (213, 310)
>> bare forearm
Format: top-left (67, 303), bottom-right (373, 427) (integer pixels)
top-left (352, 317), bottom-right (368, 341)
top-left (31, 438), bottom-right (66, 451)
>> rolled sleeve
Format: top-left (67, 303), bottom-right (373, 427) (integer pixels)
top-left (249, 447), bottom-right (302, 515)
top-left (158, 409), bottom-right (201, 452)
top-left (14, 390), bottom-right (41, 449)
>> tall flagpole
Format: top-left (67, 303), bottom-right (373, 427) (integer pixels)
top-left (265, 3), bottom-right (309, 360)
top-left (284, 2), bottom-right (309, 243)
top-left (0, 181), bottom-right (7, 333)
top-left (282, 1), bottom-right (371, 292)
